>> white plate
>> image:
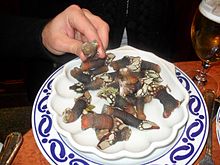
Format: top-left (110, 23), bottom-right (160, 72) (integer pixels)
top-left (32, 46), bottom-right (209, 164)
top-left (46, 46), bottom-right (189, 160)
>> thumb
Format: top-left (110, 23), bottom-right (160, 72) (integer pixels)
top-left (52, 35), bottom-right (87, 61)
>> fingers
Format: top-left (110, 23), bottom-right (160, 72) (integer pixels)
top-left (42, 23), bottom-right (87, 61)
top-left (82, 9), bottom-right (109, 58)
top-left (66, 5), bottom-right (109, 58)
top-left (74, 31), bottom-right (88, 43)
top-left (52, 33), bottom-right (88, 61)
top-left (42, 5), bottom-right (109, 61)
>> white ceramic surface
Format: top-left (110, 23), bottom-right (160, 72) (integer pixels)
top-left (47, 46), bottom-right (189, 160)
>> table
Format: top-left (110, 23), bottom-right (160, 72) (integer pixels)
top-left (12, 61), bottom-right (220, 165)
top-left (176, 61), bottom-right (220, 165)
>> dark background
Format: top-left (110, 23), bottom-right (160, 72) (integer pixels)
top-left (0, 0), bottom-right (200, 142)
top-left (0, 0), bottom-right (201, 108)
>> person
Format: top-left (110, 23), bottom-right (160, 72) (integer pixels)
top-left (1, 4), bottom-right (109, 62)
top-left (20, 0), bottom-right (199, 61)
top-left (0, 5), bottom-right (110, 147)
top-left (20, 0), bottom-right (176, 61)
top-left (0, 5), bottom-right (109, 102)
top-left (1, 1), bottom-right (199, 102)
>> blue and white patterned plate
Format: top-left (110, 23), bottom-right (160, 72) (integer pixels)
top-left (32, 59), bottom-right (208, 165)
top-left (47, 46), bottom-right (190, 161)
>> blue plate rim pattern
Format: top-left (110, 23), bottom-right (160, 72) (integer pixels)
top-left (32, 63), bottom-right (208, 165)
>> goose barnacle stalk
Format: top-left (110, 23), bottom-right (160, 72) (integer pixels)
top-left (154, 85), bottom-right (183, 118)
top-left (69, 77), bottom-right (105, 93)
top-left (102, 104), bottom-right (160, 131)
top-left (62, 91), bottom-right (92, 123)
top-left (81, 113), bottom-right (114, 130)
top-left (98, 87), bottom-right (137, 116)
top-left (70, 67), bottom-right (91, 84)
top-left (96, 117), bottom-right (131, 150)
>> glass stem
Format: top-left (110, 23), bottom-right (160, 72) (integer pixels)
top-left (194, 61), bottom-right (210, 84)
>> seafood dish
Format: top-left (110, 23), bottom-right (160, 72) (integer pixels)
top-left (47, 43), bottom-right (189, 160)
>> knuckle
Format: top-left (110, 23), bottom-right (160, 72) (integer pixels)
top-left (103, 22), bottom-right (110, 32)
top-left (94, 16), bottom-right (110, 31)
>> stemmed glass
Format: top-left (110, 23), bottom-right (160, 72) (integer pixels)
top-left (188, 0), bottom-right (220, 94)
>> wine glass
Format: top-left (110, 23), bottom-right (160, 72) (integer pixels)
top-left (188, 0), bottom-right (220, 94)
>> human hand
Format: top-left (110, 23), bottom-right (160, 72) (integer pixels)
top-left (41, 5), bottom-right (109, 61)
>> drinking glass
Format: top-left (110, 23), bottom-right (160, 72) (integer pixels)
top-left (188, 0), bottom-right (220, 93)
